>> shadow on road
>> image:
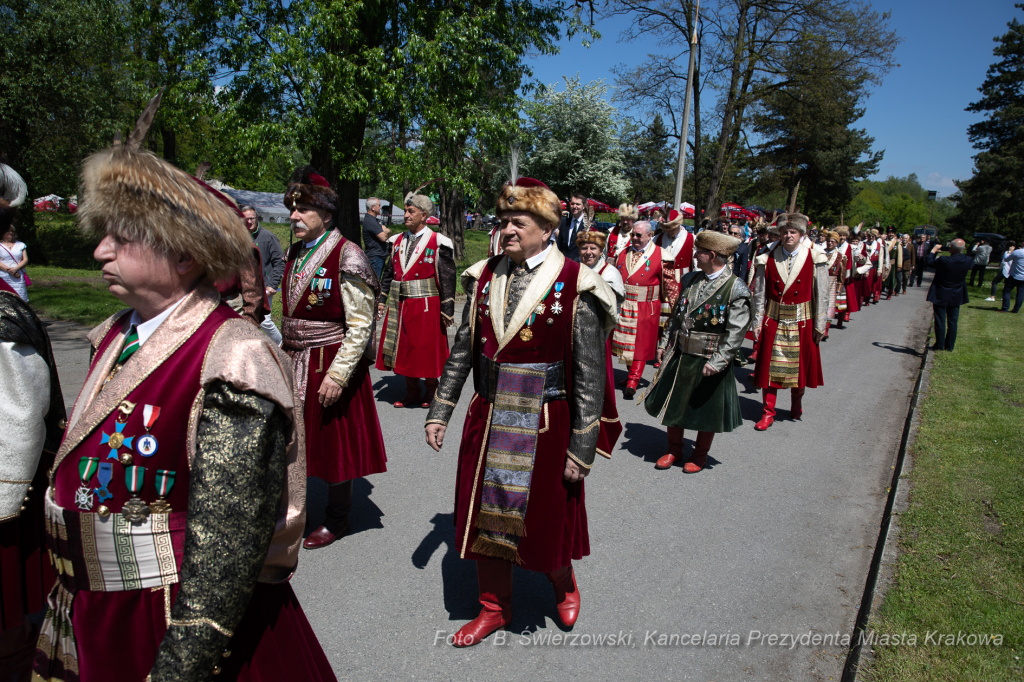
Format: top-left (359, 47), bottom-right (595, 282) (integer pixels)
top-left (620, 422), bottom-right (665, 464)
top-left (372, 374), bottom-right (412, 404)
top-left (410, 512), bottom-right (582, 632)
top-left (304, 477), bottom-right (384, 537)
top-left (871, 342), bottom-right (922, 357)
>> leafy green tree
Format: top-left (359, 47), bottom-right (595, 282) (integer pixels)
top-left (621, 114), bottom-right (676, 203)
top-left (949, 5), bottom-right (1024, 243)
top-left (0, 0), bottom-right (142, 258)
top-left (747, 40), bottom-right (882, 224)
top-left (521, 76), bottom-right (630, 204)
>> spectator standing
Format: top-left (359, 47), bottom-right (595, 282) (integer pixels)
top-left (1000, 243), bottom-right (1024, 313)
top-left (925, 239), bottom-right (972, 351)
top-left (899, 234), bottom-right (915, 294)
top-left (556, 193), bottom-right (588, 261)
top-left (242, 206), bottom-right (285, 345)
top-left (729, 224), bottom-right (750, 282)
top-left (913, 234), bottom-right (930, 286)
top-left (985, 242), bottom-right (1016, 301)
top-left (362, 197), bottom-right (391, 278)
top-left (969, 239), bottom-right (992, 287)
top-left (0, 225), bottom-right (28, 302)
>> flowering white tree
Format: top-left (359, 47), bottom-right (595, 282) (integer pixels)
top-left (522, 76), bottom-right (631, 204)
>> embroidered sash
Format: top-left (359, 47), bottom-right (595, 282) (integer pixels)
top-left (381, 278), bottom-right (439, 368)
top-left (471, 361), bottom-right (547, 563)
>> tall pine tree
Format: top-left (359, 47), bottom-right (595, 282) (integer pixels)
top-left (747, 40), bottom-right (882, 223)
top-left (621, 114), bottom-right (676, 203)
top-left (949, 5), bottom-right (1024, 242)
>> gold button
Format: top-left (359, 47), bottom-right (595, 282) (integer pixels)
top-left (213, 665), bottom-right (222, 675)
top-left (58, 419), bottom-right (67, 430)
top-left (19, 505), bottom-right (26, 511)
top-left (222, 650), bottom-right (232, 658)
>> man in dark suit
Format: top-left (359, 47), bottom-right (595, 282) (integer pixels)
top-left (728, 224), bottom-right (750, 281)
top-left (925, 238), bottom-right (972, 351)
top-left (557, 193), bottom-right (588, 261)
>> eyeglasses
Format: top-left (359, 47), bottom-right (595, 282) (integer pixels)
top-left (244, 218), bottom-right (258, 225)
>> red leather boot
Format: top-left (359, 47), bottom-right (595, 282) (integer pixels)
top-left (790, 387), bottom-right (804, 420)
top-left (422, 378), bottom-right (438, 408)
top-left (394, 376), bottom-right (422, 408)
top-left (623, 360), bottom-right (644, 399)
top-left (453, 560), bottom-right (513, 647)
top-left (684, 431), bottom-right (714, 473)
top-left (655, 427), bottom-right (683, 469)
top-left (546, 564), bottom-right (581, 627)
top-left (755, 388), bottom-right (777, 431)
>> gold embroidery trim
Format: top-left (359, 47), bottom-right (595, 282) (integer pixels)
top-left (169, 617), bottom-right (233, 638)
top-left (572, 420), bottom-right (599, 435)
top-left (433, 396), bottom-right (457, 407)
top-left (566, 450), bottom-right (592, 470)
top-left (0, 477), bottom-right (32, 484)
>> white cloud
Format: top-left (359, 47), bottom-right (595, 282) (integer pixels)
top-left (926, 172), bottom-right (958, 190)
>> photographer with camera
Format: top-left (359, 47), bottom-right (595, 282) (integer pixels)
top-left (925, 239), bottom-right (972, 351)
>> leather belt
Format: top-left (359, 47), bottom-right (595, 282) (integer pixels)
top-left (676, 330), bottom-right (725, 359)
top-left (475, 356), bottom-right (567, 404)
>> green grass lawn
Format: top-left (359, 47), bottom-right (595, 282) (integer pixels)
top-left (27, 224), bottom-right (493, 327)
top-left (862, 296), bottom-right (1024, 681)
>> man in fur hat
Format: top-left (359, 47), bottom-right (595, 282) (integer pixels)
top-left (425, 177), bottom-right (616, 648)
top-left (375, 193), bottom-right (456, 408)
top-left (605, 203), bottom-right (637, 264)
top-left (644, 231), bottom-right (752, 473)
top-left (0, 195), bottom-right (65, 679)
top-left (612, 220), bottom-right (669, 399)
top-left (749, 213), bottom-right (829, 431)
top-left (35, 95), bottom-right (336, 682)
top-left (653, 209), bottom-right (695, 332)
top-left (823, 230), bottom-right (847, 336)
top-left (835, 225), bottom-right (860, 323)
top-left (281, 167), bottom-right (387, 550)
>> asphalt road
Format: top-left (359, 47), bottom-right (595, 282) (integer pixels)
top-left (46, 272), bottom-right (934, 682)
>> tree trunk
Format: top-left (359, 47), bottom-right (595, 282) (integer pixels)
top-left (438, 182), bottom-right (465, 261)
top-left (161, 126), bottom-right (176, 167)
top-left (702, 0), bottom-right (748, 218)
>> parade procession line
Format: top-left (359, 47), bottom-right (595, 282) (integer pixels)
top-left (44, 274), bottom-right (935, 682)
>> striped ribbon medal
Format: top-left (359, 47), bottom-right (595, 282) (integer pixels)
top-left (149, 470), bottom-right (175, 514)
top-left (75, 457), bottom-right (99, 510)
top-left (122, 466), bottom-right (150, 524)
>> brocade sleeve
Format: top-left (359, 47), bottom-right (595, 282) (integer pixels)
top-left (149, 381), bottom-right (289, 682)
top-left (708, 279), bottom-right (753, 372)
top-left (437, 245), bottom-right (456, 325)
top-left (426, 275), bottom-right (476, 426)
top-left (750, 263), bottom-right (767, 340)
top-left (813, 261), bottom-right (830, 335)
top-left (327, 276), bottom-right (375, 388)
top-left (566, 292), bottom-right (605, 470)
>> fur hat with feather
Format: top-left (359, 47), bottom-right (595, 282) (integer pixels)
top-left (284, 165), bottom-right (339, 217)
top-left (78, 91), bottom-right (253, 282)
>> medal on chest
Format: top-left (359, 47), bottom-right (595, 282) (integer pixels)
top-left (306, 276), bottom-right (332, 309)
top-left (135, 404), bottom-right (161, 457)
top-left (424, 247), bottom-right (435, 264)
top-left (75, 457), bottom-right (99, 510)
top-left (122, 466), bottom-right (150, 524)
top-left (478, 281), bottom-right (491, 318)
top-left (94, 461), bottom-right (113, 516)
top-left (149, 469), bottom-right (176, 514)
top-left (100, 400), bottom-right (137, 466)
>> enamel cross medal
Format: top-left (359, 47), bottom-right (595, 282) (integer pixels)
top-left (75, 457), bottom-right (99, 510)
top-left (122, 466), bottom-right (150, 524)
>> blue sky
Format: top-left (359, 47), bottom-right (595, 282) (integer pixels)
top-left (525, 0), bottom-right (1019, 199)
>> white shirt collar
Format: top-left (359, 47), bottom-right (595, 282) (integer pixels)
top-left (782, 245), bottom-right (799, 258)
top-left (303, 230), bottom-right (330, 249)
top-left (128, 296), bottom-right (187, 347)
top-left (704, 265), bottom-right (727, 280)
top-left (523, 243), bottom-right (553, 270)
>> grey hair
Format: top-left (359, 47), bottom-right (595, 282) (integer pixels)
top-left (239, 205), bottom-right (257, 214)
top-left (367, 197), bottom-right (381, 210)
top-left (950, 239), bottom-right (966, 254)
top-left (634, 220), bottom-right (654, 234)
